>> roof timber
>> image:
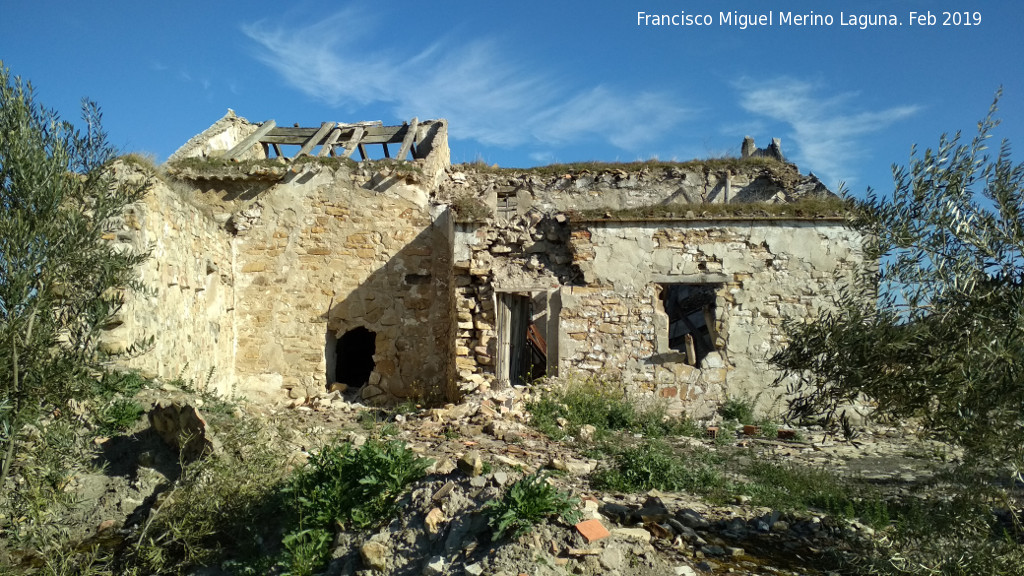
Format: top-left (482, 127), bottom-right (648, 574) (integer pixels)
top-left (222, 118), bottom-right (426, 162)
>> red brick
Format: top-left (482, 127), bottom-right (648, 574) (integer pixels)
top-left (575, 518), bottom-right (610, 543)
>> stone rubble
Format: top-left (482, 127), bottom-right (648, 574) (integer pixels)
top-left (222, 379), bottom-right (954, 576)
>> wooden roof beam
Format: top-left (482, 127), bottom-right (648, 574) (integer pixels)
top-left (295, 122), bottom-right (337, 158)
top-left (340, 127), bottom-right (366, 159)
top-left (318, 126), bottom-right (344, 157)
top-left (222, 120), bottom-right (277, 160)
top-left (397, 117), bottom-right (419, 160)
top-left (262, 124), bottom-right (412, 146)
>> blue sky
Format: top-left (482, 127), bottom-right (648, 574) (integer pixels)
top-left (2, 1), bottom-right (1021, 195)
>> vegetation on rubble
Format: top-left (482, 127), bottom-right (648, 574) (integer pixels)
top-left (118, 422), bottom-right (431, 576)
top-left (527, 375), bottom-right (702, 442)
top-left (485, 471), bottom-right (581, 540)
top-left (285, 438), bottom-right (431, 532)
top-left (115, 152), bottom-right (160, 176)
top-left (121, 418), bottom-right (288, 576)
top-left (450, 192), bottom-right (492, 222)
top-left (591, 439), bottom-right (724, 494)
top-left (529, 366), bottom-right (1023, 574)
top-left (0, 370), bottom-right (156, 573)
top-left (274, 438), bottom-right (431, 575)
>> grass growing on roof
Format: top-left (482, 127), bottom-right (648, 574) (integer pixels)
top-left (460, 156), bottom-right (790, 176)
top-left (572, 195), bottom-right (850, 221)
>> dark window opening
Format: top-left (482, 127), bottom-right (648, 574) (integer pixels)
top-left (333, 327), bottom-right (377, 388)
top-left (660, 284), bottom-right (718, 365)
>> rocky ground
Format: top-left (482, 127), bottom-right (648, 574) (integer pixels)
top-left (27, 381), bottom-right (959, 576)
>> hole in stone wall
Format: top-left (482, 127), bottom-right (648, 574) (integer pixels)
top-left (332, 327), bottom-right (377, 389)
top-left (658, 284), bottom-right (719, 366)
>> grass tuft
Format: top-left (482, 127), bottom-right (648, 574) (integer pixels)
top-left (572, 195), bottom-right (849, 221)
top-left (527, 375), bottom-right (700, 442)
top-left (592, 439), bottom-right (724, 494)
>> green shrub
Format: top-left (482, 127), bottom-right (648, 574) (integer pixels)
top-left (528, 376), bottom-right (698, 441)
top-left (592, 439), bottom-right (724, 494)
top-left (718, 394), bottom-right (757, 424)
top-left (280, 528), bottom-right (332, 576)
top-left (485, 472), bottom-right (581, 540)
top-left (94, 397), bottom-right (144, 435)
top-left (87, 371), bottom-right (150, 435)
top-left (285, 438), bottom-right (431, 532)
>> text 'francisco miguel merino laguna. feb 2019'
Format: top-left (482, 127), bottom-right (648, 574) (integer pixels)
top-left (636, 10), bottom-right (982, 29)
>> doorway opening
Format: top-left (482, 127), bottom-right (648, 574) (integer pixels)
top-left (496, 292), bottom-right (547, 386)
top-left (328, 326), bottom-right (377, 389)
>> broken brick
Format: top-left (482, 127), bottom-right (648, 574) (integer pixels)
top-left (575, 518), bottom-right (610, 543)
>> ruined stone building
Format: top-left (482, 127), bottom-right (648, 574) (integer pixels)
top-left (105, 112), bottom-right (863, 418)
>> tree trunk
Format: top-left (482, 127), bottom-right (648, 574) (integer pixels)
top-left (0, 339), bottom-right (19, 489)
top-left (1, 311), bottom-right (34, 490)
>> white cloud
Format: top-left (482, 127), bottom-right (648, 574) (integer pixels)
top-left (736, 78), bottom-right (918, 185)
top-left (241, 10), bottom-right (688, 151)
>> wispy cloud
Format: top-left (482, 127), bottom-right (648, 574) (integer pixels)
top-left (241, 9), bottom-right (687, 151)
top-left (736, 78), bottom-right (918, 185)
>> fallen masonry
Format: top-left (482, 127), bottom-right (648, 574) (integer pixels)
top-left (82, 378), bottom-right (954, 576)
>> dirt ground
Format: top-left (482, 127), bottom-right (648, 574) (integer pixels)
top-left (6, 382), bottom-right (960, 576)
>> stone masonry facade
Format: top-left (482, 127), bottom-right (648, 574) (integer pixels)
top-left (106, 117), bottom-right (863, 416)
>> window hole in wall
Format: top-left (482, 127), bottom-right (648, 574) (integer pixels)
top-left (659, 284), bottom-right (719, 366)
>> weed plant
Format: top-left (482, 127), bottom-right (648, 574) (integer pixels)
top-left (485, 472), bottom-right (581, 540)
top-left (275, 438), bottom-right (431, 575)
top-left (740, 460), bottom-right (890, 528)
top-left (88, 371), bottom-right (150, 435)
top-left (451, 194), bottom-right (492, 222)
top-left (166, 368), bottom-right (238, 419)
top-left (592, 439), bottom-right (724, 494)
top-left (718, 394), bottom-right (757, 424)
top-left (527, 376), bottom-right (699, 442)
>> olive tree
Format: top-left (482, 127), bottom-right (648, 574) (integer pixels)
top-left (772, 92), bottom-right (1024, 468)
top-left (0, 63), bottom-right (149, 488)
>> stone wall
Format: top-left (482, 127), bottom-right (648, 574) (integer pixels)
top-left (113, 117), bottom-right (862, 413)
top-left (560, 218), bottom-right (863, 417)
top-left (441, 159), bottom-right (829, 216)
top-left (451, 213), bottom-right (576, 387)
top-left (446, 195), bottom-right (861, 418)
top-left (112, 117), bottom-right (457, 405)
top-left (227, 165), bottom-right (454, 403)
top-left (102, 166), bottom-right (237, 396)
